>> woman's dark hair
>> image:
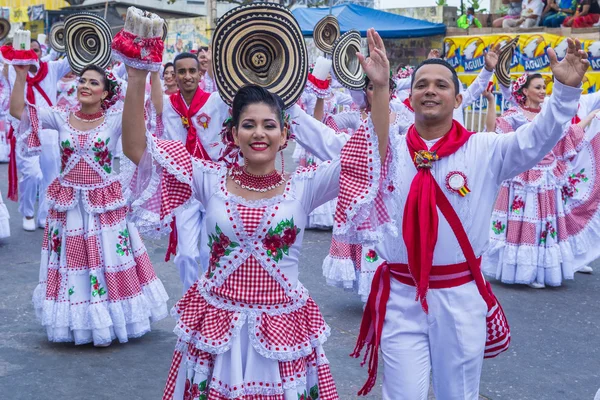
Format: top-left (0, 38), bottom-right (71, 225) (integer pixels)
top-left (79, 64), bottom-right (108, 91)
top-left (231, 85), bottom-right (284, 129)
top-left (163, 62), bottom-right (174, 76)
top-left (364, 76), bottom-right (396, 92)
top-left (523, 73), bottom-right (544, 89)
top-left (411, 58), bottom-right (460, 95)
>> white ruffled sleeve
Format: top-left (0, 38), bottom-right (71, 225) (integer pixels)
top-left (17, 104), bottom-right (65, 156)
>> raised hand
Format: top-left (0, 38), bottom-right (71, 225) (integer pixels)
top-left (484, 43), bottom-right (501, 71)
top-left (13, 64), bottom-right (29, 79)
top-left (428, 49), bottom-right (441, 59)
top-left (549, 38), bottom-right (589, 88)
top-left (125, 65), bottom-right (149, 80)
top-left (356, 28), bottom-right (390, 88)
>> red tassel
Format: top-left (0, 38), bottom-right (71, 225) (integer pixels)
top-left (7, 127), bottom-right (18, 202)
top-left (164, 218), bottom-right (178, 262)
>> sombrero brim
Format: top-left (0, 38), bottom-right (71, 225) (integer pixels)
top-left (495, 36), bottom-right (519, 88)
top-left (332, 29), bottom-right (364, 90)
top-left (49, 22), bottom-right (66, 53)
top-left (212, 2), bottom-right (308, 109)
top-left (65, 13), bottom-right (112, 75)
top-left (162, 20), bottom-right (168, 42)
top-left (314, 15), bottom-right (340, 54)
top-left (0, 18), bottom-right (10, 42)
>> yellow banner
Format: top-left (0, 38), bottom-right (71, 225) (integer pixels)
top-left (10, 6), bottom-right (29, 23)
top-left (445, 33), bottom-right (600, 74)
top-left (23, 20), bottom-right (44, 37)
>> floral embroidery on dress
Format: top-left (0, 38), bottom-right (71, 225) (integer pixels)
top-left (60, 140), bottom-right (75, 172)
top-left (184, 378), bottom-right (207, 400)
top-left (68, 286), bottom-right (75, 296)
top-left (92, 137), bottom-right (113, 174)
top-left (561, 168), bottom-right (588, 204)
top-left (116, 229), bottom-right (130, 256)
top-left (540, 220), bottom-right (557, 244)
top-left (262, 218), bottom-right (301, 262)
top-left (48, 227), bottom-right (61, 254)
top-left (492, 220), bottom-right (506, 235)
top-left (207, 224), bottom-right (239, 278)
top-left (365, 249), bottom-right (379, 263)
top-left (510, 196), bottom-right (525, 214)
top-left (90, 275), bottom-right (107, 297)
top-left (299, 385), bottom-right (319, 400)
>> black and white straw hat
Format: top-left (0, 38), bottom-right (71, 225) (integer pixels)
top-left (212, 2), bottom-right (308, 109)
top-left (495, 36), bottom-right (519, 88)
top-left (65, 12), bottom-right (112, 75)
top-left (0, 18), bottom-right (10, 41)
top-left (49, 22), bottom-right (66, 53)
top-left (313, 15), bottom-right (340, 54)
top-left (331, 29), bottom-right (364, 90)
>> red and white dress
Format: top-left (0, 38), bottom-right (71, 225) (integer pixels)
top-left (130, 124), bottom-right (363, 398)
top-left (483, 106), bottom-right (600, 286)
top-left (17, 102), bottom-right (169, 345)
top-left (0, 189), bottom-right (9, 239)
top-left (0, 69), bottom-right (10, 162)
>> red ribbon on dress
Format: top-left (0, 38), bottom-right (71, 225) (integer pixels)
top-left (7, 62), bottom-right (51, 202)
top-left (164, 89), bottom-right (212, 261)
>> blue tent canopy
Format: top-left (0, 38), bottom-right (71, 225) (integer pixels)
top-left (292, 4), bottom-right (446, 39)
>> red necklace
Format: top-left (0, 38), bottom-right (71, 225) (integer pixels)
top-left (73, 108), bottom-right (105, 123)
top-left (229, 164), bottom-right (285, 192)
top-left (521, 105), bottom-right (541, 113)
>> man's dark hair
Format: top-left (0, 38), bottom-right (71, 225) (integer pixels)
top-left (30, 39), bottom-right (41, 48)
top-left (467, 7), bottom-right (475, 13)
top-left (411, 58), bottom-right (460, 95)
top-left (173, 52), bottom-right (200, 70)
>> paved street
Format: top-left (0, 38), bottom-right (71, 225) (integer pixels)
top-left (0, 149), bottom-right (599, 399)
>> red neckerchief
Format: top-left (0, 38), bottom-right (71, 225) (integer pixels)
top-left (402, 97), bottom-right (414, 112)
top-left (169, 88), bottom-right (211, 159)
top-left (26, 62), bottom-right (51, 106)
top-left (8, 62), bottom-right (52, 201)
top-left (403, 120), bottom-right (474, 312)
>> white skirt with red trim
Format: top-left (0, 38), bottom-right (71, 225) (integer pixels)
top-left (483, 124), bottom-right (600, 286)
top-left (33, 203), bottom-right (169, 345)
top-left (0, 189), bottom-right (9, 239)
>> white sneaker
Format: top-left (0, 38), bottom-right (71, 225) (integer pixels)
top-left (576, 265), bottom-right (593, 274)
top-left (528, 282), bottom-right (545, 289)
top-left (38, 219), bottom-right (46, 229)
top-left (23, 217), bottom-right (36, 231)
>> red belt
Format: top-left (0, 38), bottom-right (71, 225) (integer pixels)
top-left (389, 260), bottom-right (474, 289)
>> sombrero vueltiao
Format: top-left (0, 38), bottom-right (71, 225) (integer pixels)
top-left (162, 20), bottom-right (168, 42)
top-left (0, 18), bottom-right (10, 42)
top-left (332, 29), bottom-right (364, 90)
top-left (49, 22), bottom-right (66, 53)
top-left (495, 36), bottom-right (519, 88)
top-left (65, 12), bottom-right (112, 75)
top-left (313, 15), bottom-right (340, 54)
top-left (212, 2), bottom-right (308, 109)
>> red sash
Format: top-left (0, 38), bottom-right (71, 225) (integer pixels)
top-left (402, 97), bottom-right (414, 112)
top-left (351, 122), bottom-right (510, 395)
top-left (164, 89), bottom-right (211, 262)
top-left (8, 62), bottom-right (51, 201)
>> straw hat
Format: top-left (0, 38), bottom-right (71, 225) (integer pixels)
top-left (496, 36), bottom-right (519, 88)
top-left (49, 22), bottom-right (66, 53)
top-left (65, 12), bottom-right (112, 74)
top-left (212, 2), bottom-right (308, 109)
top-left (313, 15), bottom-right (340, 54)
top-left (331, 29), bottom-right (364, 90)
top-left (0, 18), bottom-right (10, 42)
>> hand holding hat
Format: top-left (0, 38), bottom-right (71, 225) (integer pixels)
top-left (111, 7), bottom-right (165, 72)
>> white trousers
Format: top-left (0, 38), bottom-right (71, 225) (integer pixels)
top-left (17, 129), bottom-right (59, 223)
top-left (381, 280), bottom-right (487, 400)
top-left (174, 200), bottom-right (209, 294)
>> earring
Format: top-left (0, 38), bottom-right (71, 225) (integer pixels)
top-left (280, 150), bottom-right (285, 174)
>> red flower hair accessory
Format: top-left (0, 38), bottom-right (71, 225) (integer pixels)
top-left (511, 73), bottom-right (529, 106)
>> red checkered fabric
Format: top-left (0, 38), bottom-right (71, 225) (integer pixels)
top-left (538, 189), bottom-right (556, 221)
top-left (25, 105), bottom-right (42, 149)
top-left (324, 115), bottom-right (341, 133)
top-left (493, 186), bottom-right (509, 212)
top-left (134, 251), bottom-right (159, 285)
top-left (484, 283), bottom-right (511, 358)
top-left (206, 390), bottom-right (283, 400)
top-left (212, 256), bottom-right (290, 305)
top-left (87, 181), bottom-right (124, 209)
top-left (495, 117), bottom-right (513, 134)
top-left (237, 205), bottom-right (265, 236)
top-left (46, 180), bottom-right (75, 209)
top-left (66, 235), bottom-right (88, 269)
top-left (105, 267), bottom-right (144, 300)
top-left (506, 220), bottom-right (536, 245)
top-left (174, 284), bottom-right (237, 342)
top-left (162, 349), bottom-right (183, 400)
top-left (552, 159), bottom-right (568, 180)
top-left (258, 297), bottom-right (326, 348)
top-left (63, 160), bottom-right (104, 186)
top-left (278, 358), bottom-right (305, 381)
top-left (76, 133), bottom-right (89, 149)
top-left (553, 124), bottom-right (585, 159)
top-left (45, 268), bottom-right (61, 300)
top-left (86, 236), bottom-right (101, 268)
top-left (98, 208), bottom-right (128, 226)
top-left (316, 363), bottom-right (339, 399)
top-left (515, 169), bottom-right (542, 185)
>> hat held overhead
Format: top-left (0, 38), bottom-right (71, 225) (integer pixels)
top-left (111, 7), bottom-right (165, 72)
top-left (0, 29), bottom-right (39, 68)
